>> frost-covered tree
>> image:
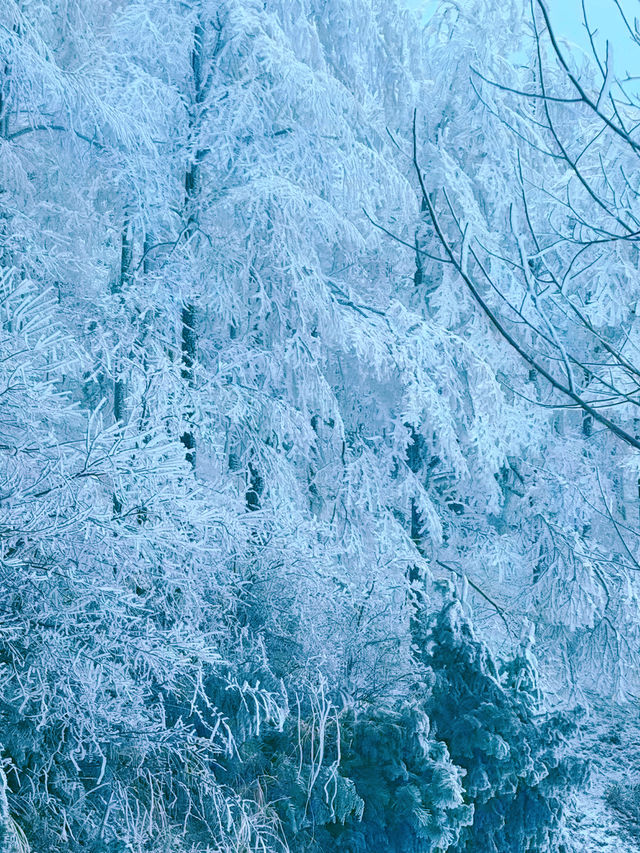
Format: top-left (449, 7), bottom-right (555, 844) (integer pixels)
top-left (0, 0), bottom-right (588, 850)
top-left (372, 0), bottom-right (640, 700)
top-left (0, 5), bottom-right (284, 849)
top-left (423, 588), bottom-right (585, 852)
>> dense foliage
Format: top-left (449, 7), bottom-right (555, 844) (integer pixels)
top-left (4, 0), bottom-right (637, 849)
top-left (424, 592), bottom-right (585, 852)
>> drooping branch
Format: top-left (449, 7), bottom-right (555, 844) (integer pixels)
top-left (8, 123), bottom-right (104, 148)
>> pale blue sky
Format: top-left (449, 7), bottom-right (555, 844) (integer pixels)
top-left (405, 0), bottom-right (639, 80)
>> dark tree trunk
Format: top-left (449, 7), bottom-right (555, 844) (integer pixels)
top-left (179, 20), bottom-right (206, 469)
top-left (0, 51), bottom-right (12, 139)
top-left (407, 427), bottom-right (428, 653)
top-left (112, 218), bottom-right (133, 424)
top-left (180, 303), bottom-right (197, 468)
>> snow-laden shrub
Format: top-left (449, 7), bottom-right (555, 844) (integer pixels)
top-left (244, 690), bottom-right (473, 852)
top-left (423, 591), bottom-right (587, 852)
top-left (606, 781), bottom-right (640, 837)
top-left (237, 588), bottom-right (586, 853)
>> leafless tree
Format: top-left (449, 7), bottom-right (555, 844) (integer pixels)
top-left (412, 0), bottom-right (640, 453)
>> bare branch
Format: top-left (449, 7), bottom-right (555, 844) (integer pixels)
top-left (411, 109), bottom-right (640, 452)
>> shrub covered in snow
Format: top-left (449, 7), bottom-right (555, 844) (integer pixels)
top-left (424, 593), bottom-right (587, 852)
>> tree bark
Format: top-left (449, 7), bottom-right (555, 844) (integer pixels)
top-left (179, 20), bottom-right (205, 469)
top-left (180, 303), bottom-right (197, 468)
top-left (111, 218), bottom-right (133, 425)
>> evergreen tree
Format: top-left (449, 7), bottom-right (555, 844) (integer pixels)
top-left (423, 588), bottom-right (586, 852)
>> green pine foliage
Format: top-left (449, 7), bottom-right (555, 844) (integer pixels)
top-left (423, 590), bottom-right (587, 852)
top-left (243, 692), bottom-right (473, 852)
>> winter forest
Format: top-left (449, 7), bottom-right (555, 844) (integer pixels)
top-left (6, 0), bottom-right (640, 849)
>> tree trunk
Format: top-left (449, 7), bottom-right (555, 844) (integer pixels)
top-left (179, 20), bottom-right (205, 469)
top-left (180, 303), bottom-right (197, 468)
top-left (111, 217), bottom-right (133, 425)
top-left (0, 51), bottom-right (12, 140)
top-left (407, 427), bottom-right (428, 653)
